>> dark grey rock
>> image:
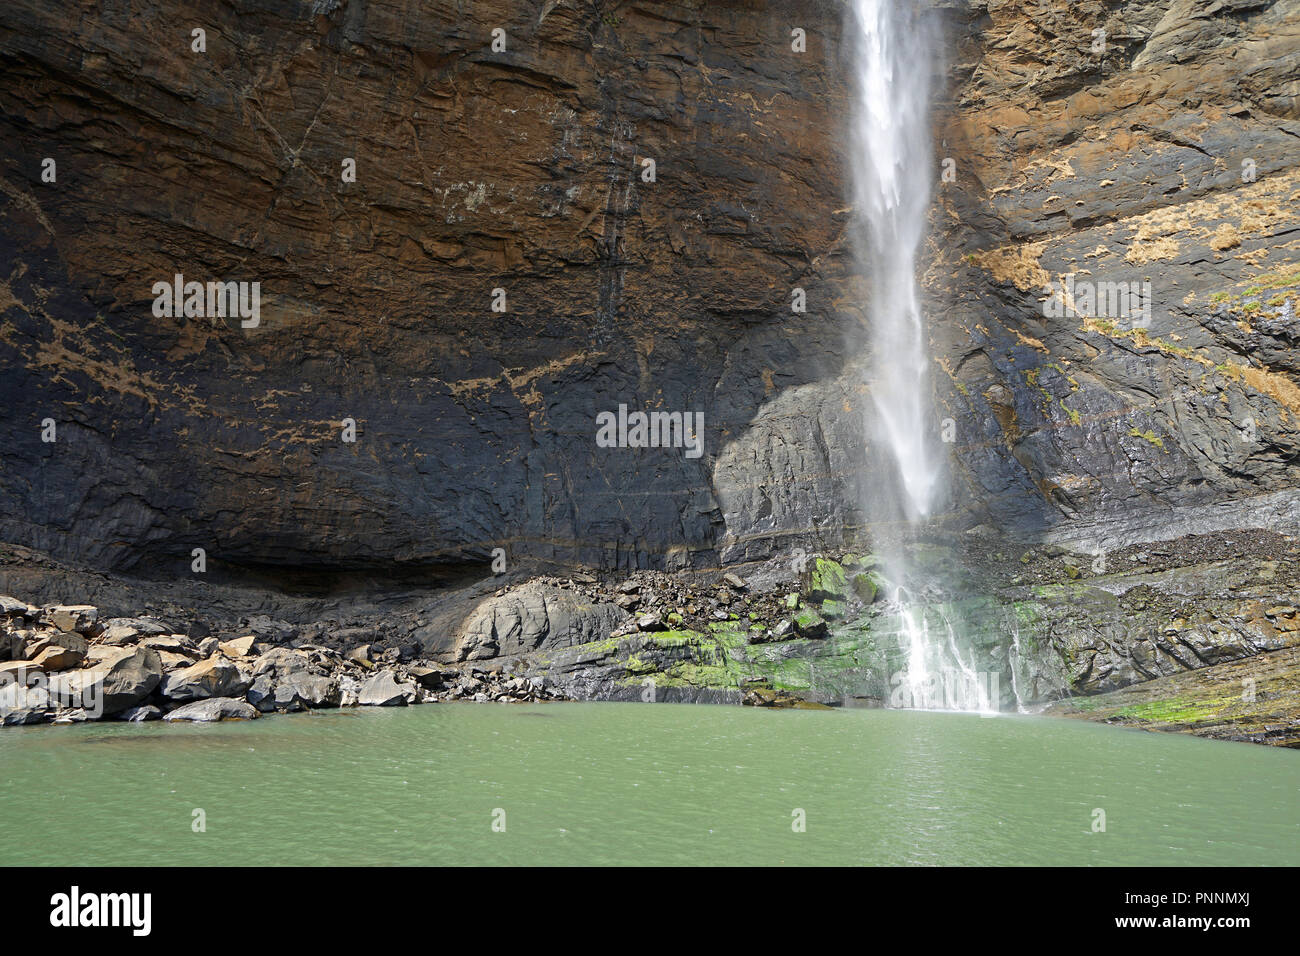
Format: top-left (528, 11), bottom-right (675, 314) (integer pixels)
top-left (455, 582), bottom-right (628, 662)
top-left (163, 697), bottom-right (259, 722)
top-left (41, 605), bottom-right (98, 635)
top-left (117, 704), bottom-right (161, 722)
top-left (49, 646), bottom-right (163, 716)
top-left (25, 631), bottom-right (89, 670)
top-left (99, 617), bottom-right (172, 645)
top-left (159, 657), bottom-right (246, 702)
top-left (273, 672), bottom-right (341, 710)
top-left (358, 670), bottom-right (416, 706)
top-left (0, 596), bottom-right (27, 618)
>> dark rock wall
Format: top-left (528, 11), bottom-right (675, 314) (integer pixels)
top-left (1, 0), bottom-right (1298, 578)
top-left (0, 0), bottom-right (856, 575)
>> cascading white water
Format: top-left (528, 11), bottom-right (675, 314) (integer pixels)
top-left (849, 0), bottom-right (995, 713)
top-left (849, 0), bottom-right (940, 520)
top-left (894, 596), bottom-right (997, 712)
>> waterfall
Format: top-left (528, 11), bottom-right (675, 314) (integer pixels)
top-left (849, 0), bottom-right (994, 713)
top-left (849, 0), bottom-right (940, 521)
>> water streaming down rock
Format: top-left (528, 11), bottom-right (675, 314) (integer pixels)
top-left (849, 0), bottom-right (941, 523)
top-left (848, 0), bottom-right (992, 712)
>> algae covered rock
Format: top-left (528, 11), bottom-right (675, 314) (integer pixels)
top-left (851, 572), bottom-right (882, 604)
top-left (803, 558), bottom-right (849, 603)
top-left (792, 608), bottom-right (829, 639)
top-left (820, 600), bottom-right (849, 621)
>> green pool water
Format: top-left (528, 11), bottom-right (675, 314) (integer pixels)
top-left (1, 702), bottom-right (1296, 865)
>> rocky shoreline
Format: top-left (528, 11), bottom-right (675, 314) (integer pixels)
top-left (0, 597), bottom-right (564, 726)
top-left (2, 524), bottom-right (1298, 746)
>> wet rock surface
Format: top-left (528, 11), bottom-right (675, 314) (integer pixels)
top-left (1046, 645), bottom-right (1300, 747)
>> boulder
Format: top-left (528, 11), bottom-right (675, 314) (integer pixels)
top-left (0, 631), bottom-right (26, 661)
top-left (219, 635), bottom-right (258, 658)
top-left (25, 631), bottom-right (89, 671)
top-left (792, 609), bottom-right (829, 639)
top-left (245, 675), bottom-right (277, 712)
top-left (86, 644), bottom-right (126, 664)
top-left (252, 646), bottom-right (310, 677)
top-left (820, 600), bottom-right (848, 621)
top-left (0, 668), bottom-right (50, 724)
top-left (454, 581), bottom-right (629, 661)
top-left (803, 558), bottom-right (849, 603)
top-left (357, 670), bottom-right (417, 706)
top-left (243, 615), bottom-right (297, 644)
top-left (41, 605), bottom-right (99, 635)
top-left (157, 650), bottom-right (196, 671)
top-left (159, 656), bottom-right (247, 702)
top-left (140, 636), bottom-right (195, 655)
top-left (2, 703), bottom-right (51, 725)
top-left (49, 646), bottom-right (163, 716)
top-left (851, 572), bottom-right (880, 603)
top-left (406, 665), bottom-right (446, 690)
top-left (116, 704), bottom-right (161, 722)
top-left (99, 617), bottom-right (172, 645)
top-left (27, 629), bottom-right (87, 658)
top-left (0, 595), bottom-right (27, 618)
top-left (249, 671), bottom-right (341, 712)
top-left (277, 673), bottom-right (340, 709)
top-left (163, 697), bottom-right (259, 722)
top-left (0, 660), bottom-right (40, 680)
top-left (344, 644), bottom-right (373, 664)
top-left (338, 675), bottom-right (363, 707)
top-left (749, 619), bottom-right (794, 644)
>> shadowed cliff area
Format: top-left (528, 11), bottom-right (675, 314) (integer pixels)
top-left (0, 0), bottom-right (861, 576)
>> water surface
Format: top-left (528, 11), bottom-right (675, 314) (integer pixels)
top-left (1, 703), bottom-right (1296, 865)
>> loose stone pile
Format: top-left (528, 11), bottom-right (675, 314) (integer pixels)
top-left (0, 597), bottom-right (560, 725)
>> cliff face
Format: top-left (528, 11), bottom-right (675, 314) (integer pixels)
top-left (0, 0), bottom-right (858, 576)
top-left (935, 0), bottom-right (1300, 545)
top-left (1, 0), bottom-right (1298, 581)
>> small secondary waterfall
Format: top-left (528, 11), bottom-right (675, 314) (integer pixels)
top-left (848, 0), bottom-right (993, 712)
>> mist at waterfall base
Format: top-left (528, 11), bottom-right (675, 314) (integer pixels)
top-left (847, 0), bottom-right (1012, 714)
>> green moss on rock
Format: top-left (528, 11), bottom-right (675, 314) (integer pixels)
top-left (792, 608), bottom-right (829, 639)
top-left (804, 558), bottom-right (849, 603)
top-left (851, 571), bottom-right (881, 603)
